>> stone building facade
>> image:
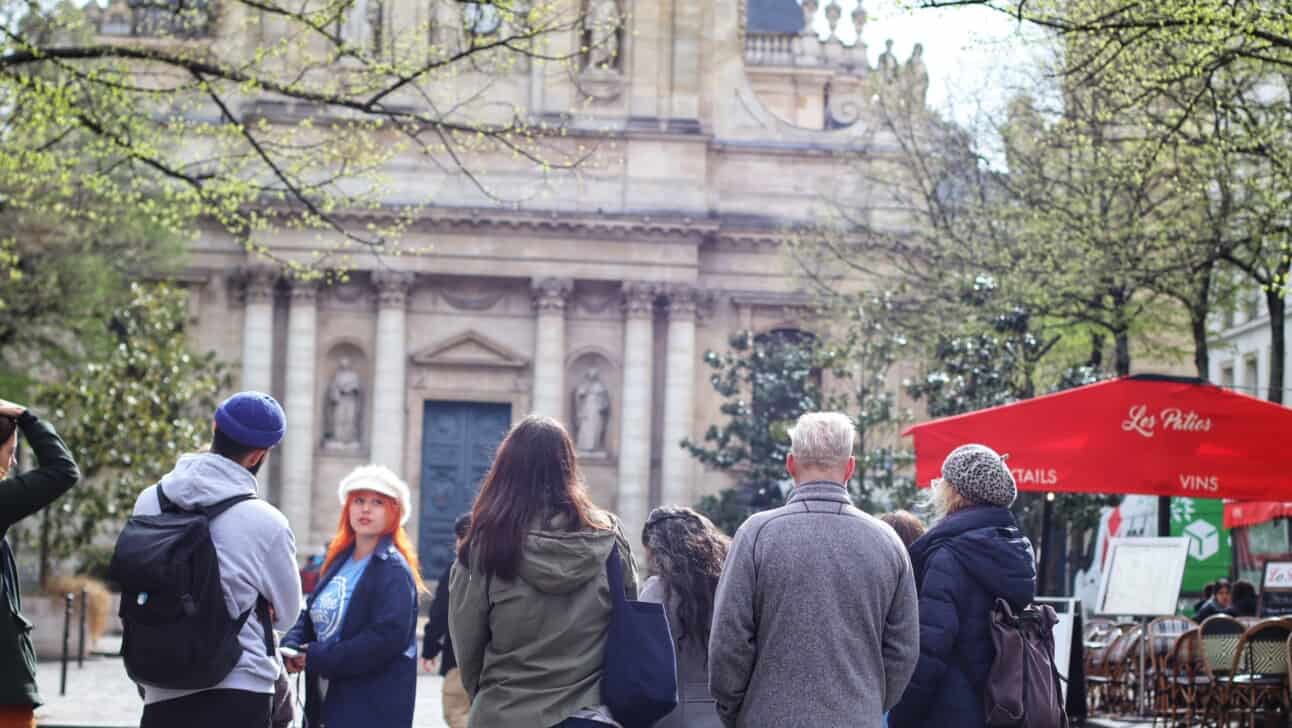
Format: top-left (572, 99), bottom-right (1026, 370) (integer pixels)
top-left (110, 0), bottom-right (935, 571)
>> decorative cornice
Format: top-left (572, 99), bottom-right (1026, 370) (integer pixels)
top-left (321, 206), bottom-right (717, 243)
top-left (237, 265), bottom-right (278, 305)
top-left (621, 281), bottom-right (661, 319)
top-left (532, 277), bottom-right (574, 313)
top-left (372, 270), bottom-right (415, 308)
top-left (727, 290), bottom-right (815, 309)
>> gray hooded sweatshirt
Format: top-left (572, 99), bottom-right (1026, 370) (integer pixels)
top-left (130, 452), bottom-right (301, 703)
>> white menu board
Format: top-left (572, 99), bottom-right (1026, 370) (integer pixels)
top-left (1095, 537), bottom-right (1190, 617)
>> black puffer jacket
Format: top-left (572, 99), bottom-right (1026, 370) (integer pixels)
top-left (889, 505), bottom-right (1036, 728)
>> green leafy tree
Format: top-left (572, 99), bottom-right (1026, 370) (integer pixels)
top-left (685, 329), bottom-right (847, 534)
top-left (25, 283), bottom-right (230, 584)
top-left (685, 315), bottom-right (914, 534)
top-left (919, 0), bottom-right (1292, 398)
top-left (0, 182), bottom-right (185, 398)
top-left (1, 0), bottom-right (597, 269)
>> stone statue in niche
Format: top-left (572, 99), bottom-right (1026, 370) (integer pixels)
top-left (572, 368), bottom-right (611, 452)
top-left (324, 357), bottom-right (363, 449)
top-left (903, 42), bottom-right (929, 107)
top-left (585, 0), bottom-right (621, 72)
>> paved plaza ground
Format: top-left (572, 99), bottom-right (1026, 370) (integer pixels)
top-left (31, 638), bottom-right (1153, 728)
top-left (34, 634), bottom-right (449, 728)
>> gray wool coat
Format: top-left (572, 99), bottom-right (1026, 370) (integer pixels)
top-left (708, 481), bottom-right (920, 728)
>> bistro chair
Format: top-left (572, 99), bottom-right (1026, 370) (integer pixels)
top-left (1223, 620), bottom-right (1291, 728)
top-left (1160, 628), bottom-right (1211, 728)
top-left (1086, 617), bottom-right (1117, 643)
top-left (1146, 616), bottom-right (1195, 724)
top-left (1105, 624), bottom-right (1146, 715)
top-left (1087, 625), bottom-right (1130, 714)
top-left (1199, 614), bottom-right (1248, 725)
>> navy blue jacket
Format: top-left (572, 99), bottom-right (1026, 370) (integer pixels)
top-left (283, 538), bottom-right (419, 728)
top-left (889, 506), bottom-right (1036, 728)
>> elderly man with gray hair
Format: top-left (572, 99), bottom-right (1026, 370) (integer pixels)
top-left (708, 412), bottom-right (919, 728)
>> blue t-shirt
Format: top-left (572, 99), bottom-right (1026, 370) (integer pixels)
top-left (310, 554), bottom-right (371, 644)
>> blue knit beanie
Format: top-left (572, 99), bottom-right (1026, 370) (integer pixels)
top-left (214, 391), bottom-right (286, 449)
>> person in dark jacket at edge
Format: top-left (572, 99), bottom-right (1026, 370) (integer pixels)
top-left (889, 443), bottom-right (1037, 728)
top-left (0, 400), bottom-right (80, 728)
top-left (423, 512), bottom-right (471, 728)
top-left (1226, 580), bottom-right (1258, 618)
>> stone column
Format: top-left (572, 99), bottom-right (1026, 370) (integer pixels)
top-left (371, 271), bottom-right (415, 477)
top-left (531, 278), bottom-right (573, 420)
top-left (617, 282), bottom-right (657, 548)
top-left (280, 276), bottom-right (318, 541)
top-left (238, 266), bottom-right (278, 393)
top-left (659, 285), bottom-right (696, 507)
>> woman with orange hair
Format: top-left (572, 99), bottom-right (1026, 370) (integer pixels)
top-left (282, 464), bottom-right (425, 728)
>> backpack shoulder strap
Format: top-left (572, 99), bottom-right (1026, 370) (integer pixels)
top-left (203, 492), bottom-right (257, 520)
top-left (155, 483), bottom-right (180, 513)
top-left (605, 544), bottom-right (628, 607)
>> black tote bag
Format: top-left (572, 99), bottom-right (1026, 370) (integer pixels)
top-left (602, 546), bottom-right (678, 728)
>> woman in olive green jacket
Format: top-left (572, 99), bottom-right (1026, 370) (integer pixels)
top-left (448, 415), bottom-right (637, 728)
top-left (0, 400), bottom-right (80, 726)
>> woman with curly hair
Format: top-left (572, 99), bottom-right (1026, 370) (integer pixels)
top-left (640, 506), bottom-right (730, 728)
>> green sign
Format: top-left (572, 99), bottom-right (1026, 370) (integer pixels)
top-left (1170, 497), bottom-right (1231, 593)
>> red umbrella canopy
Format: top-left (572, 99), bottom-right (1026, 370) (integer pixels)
top-left (903, 374), bottom-right (1292, 501)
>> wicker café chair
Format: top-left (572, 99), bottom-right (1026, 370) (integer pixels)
top-left (1146, 616), bottom-right (1195, 725)
top-left (1085, 623), bottom-right (1136, 713)
top-left (1105, 625), bottom-right (1146, 715)
top-left (1199, 615), bottom-right (1248, 724)
top-left (1086, 626), bottom-right (1128, 713)
top-left (1161, 628), bottom-right (1211, 728)
top-left (1086, 617), bottom-right (1117, 643)
top-left (1224, 620), bottom-right (1292, 728)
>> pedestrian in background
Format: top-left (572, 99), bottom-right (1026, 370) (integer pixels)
top-left (0, 400), bottom-right (80, 728)
top-left (1196, 579), bottom-right (1232, 622)
top-left (1227, 580), bottom-right (1258, 618)
top-left (879, 510), bottom-right (927, 551)
top-left (423, 512), bottom-right (472, 728)
top-left (283, 464), bottom-right (425, 728)
top-left (449, 415), bottom-right (637, 728)
top-left (889, 444), bottom-right (1037, 728)
top-left (709, 412), bottom-right (919, 728)
top-left (640, 506), bottom-right (729, 728)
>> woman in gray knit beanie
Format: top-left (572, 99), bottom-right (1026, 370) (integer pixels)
top-left (890, 444), bottom-right (1035, 728)
top-left (928, 443), bottom-right (1018, 520)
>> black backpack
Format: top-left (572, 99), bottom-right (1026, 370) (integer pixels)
top-left (984, 599), bottom-right (1069, 728)
top-left (109, 485), bottom-right (273, 690)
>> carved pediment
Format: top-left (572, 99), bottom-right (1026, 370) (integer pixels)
top-left (409, 330), bottom-right (529, 370)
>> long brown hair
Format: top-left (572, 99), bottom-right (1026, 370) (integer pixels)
top-left (642, 507), bottom-right (729, 652)
top-left (321, 491), bottom-right (428, 594)
top-left (464, 415), bottom-right (605, 581)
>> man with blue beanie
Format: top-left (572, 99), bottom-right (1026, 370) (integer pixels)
top-left (130, 391), bottom-right (302, 728)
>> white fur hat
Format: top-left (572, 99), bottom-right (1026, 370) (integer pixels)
top-left (337, 464), bottom-right (411, 526)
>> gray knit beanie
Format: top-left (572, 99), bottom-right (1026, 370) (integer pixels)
top-left (940, 444), bottom-right (1017, 507)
